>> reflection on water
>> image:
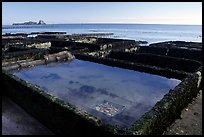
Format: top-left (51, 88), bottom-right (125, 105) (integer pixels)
top-left (13, 59), bottom-right (181, 128)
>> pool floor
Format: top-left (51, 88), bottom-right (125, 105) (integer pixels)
top-left (13, 59), bottom-right (181, 128)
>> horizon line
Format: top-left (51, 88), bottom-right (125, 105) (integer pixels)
top-left (2, 22), bottom-right (202, 26)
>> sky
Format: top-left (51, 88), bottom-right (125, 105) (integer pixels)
top-left (2, 2), bottom-right (202, 25)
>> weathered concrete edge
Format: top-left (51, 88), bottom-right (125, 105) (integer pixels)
top-left (74, 53), bottom-right (190, 80)
top-left (2, 70), bottom-right (119, 135)
top-left (125, 66), bottom-right (202, 135)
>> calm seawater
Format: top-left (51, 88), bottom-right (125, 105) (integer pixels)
top-left (13, 59), bottom-right (181, 128)
top-left (2, 24), bottom-right (202, 44)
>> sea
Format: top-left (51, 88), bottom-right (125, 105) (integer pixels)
top-left (2, 24), bottom-right (202, 44)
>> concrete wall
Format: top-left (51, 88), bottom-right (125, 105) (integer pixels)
top-left (127, 66), bottom-right (202, 135)
top-left (2, 70), bottom-right (117, 135)
top-left (168, 48), bottom-right (202, 62)
top-left (135, 46), bottom-right (167, 55)
top-left (51, 38), bottom-right (136, 52)
top-left (2, 38), bottom-right (202, 135)
top-left (149, 41), bottom-right (202, 49)
top-left (131, 46), bottom-right (202, 62)
top-left (108, 51), bottom-right (202, 73)
top-left (2, 49), bottom-right (49, 61)
top-left (75, 53), bottom-right (189, 80)
top-left (51, 41), bottom-right (101, 52)
top-left (2, 54), bottom-right (202, 135)
top-left (95, 37), bottom-right (135, 44)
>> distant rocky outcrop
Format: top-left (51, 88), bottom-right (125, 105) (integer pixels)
top-left (38, 20), bottom-right (46, 25)
top-left (13, 20), bottom-right (46, 25)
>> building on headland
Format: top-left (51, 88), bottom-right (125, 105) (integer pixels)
top-left (13, 20), bottom-right (46, 25)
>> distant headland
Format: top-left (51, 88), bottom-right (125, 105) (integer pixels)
top-left (13, 20), bottom-right (46, 25)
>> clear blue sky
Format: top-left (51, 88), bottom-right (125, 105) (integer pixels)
top-left (2, 2), bottom-right (202, 25)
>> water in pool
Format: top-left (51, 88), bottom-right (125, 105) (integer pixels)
top-left (13, 59), bottom-right (181, 128)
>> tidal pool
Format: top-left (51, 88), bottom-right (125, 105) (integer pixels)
top-left (13, 59), bottom-right (181, 128)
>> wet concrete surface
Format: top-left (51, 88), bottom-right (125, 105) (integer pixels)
top-left (163, 90), bottom-right (202, 135)
top-left (2, 96), bottom-right (54, 135)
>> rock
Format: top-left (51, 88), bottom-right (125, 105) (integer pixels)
top-left (38, 20), bottom-right (46, 25)
top-left (13, 21), bottom-right (37, 25)
top-left (13, 20), bottom-right (46, 25)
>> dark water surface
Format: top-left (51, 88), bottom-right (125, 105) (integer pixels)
top-left (13, 59), bottom-right (181, 128)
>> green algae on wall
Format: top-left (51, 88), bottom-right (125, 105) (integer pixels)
top-left (126, 67), bottom-right (202, 135)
